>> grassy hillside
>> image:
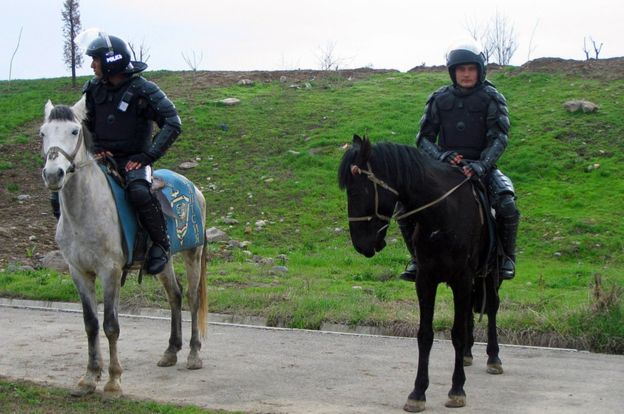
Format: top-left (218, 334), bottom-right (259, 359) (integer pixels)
top-left (1, 67), bottom-right (622, 353)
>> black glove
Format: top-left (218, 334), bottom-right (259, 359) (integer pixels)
top-left (439, 151), bottom-right (460, 164)
top-left (128, 152), bottom-right (153, 166)
top-left (466, 161), bottom-right (486, 177)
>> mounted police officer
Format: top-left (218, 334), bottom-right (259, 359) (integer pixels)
top-left (399, 42), bottom-right (519, 282)
top-left (51, 31), bottom-right (181, 275)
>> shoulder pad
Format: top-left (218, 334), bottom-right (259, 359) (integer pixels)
top-left (82, 77), bottom-right (99, 94)
top-left (132, 77), bottom-right (159, 95)
top-left (483, 85), bottom-right (507, 106)
top-left (426, 85), bottom-right (450, 104)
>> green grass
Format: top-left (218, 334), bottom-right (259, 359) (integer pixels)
top-left (0, 378), bottom-right (239, 413)
top-left (0, 69), bottom-right (622, 353)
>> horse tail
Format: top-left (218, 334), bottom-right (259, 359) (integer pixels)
top-left (198, 240), bottom-right (208, 338)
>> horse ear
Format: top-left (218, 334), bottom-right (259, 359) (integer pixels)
top-left (352, 134), bottom-right (363, 148)
top-left (360, 136), bottom-right (372, 162)
top-left (44, 100), bottom-right (54, 120)
top-left (72, 94), bottom-right (87, 122)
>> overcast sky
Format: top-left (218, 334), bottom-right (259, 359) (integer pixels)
top-left (2, 0), bottom-right (622, 80)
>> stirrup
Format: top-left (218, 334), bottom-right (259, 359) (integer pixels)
top-left (400, 259), bottom-right (419, 282)
top-left (145, 244), bottom-right (169, 275)
top-left (500, 257), bottom-right (515, 280)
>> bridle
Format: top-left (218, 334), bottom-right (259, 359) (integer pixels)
top-left (44, 127), bottom-right (99, 173)
top-left (348, 162), bottom-right (398, 223)
top-left (347, 162), bottom-right (471, 223)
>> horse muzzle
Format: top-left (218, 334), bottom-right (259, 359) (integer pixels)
top-left (42, 166), bottom-right (66, 191)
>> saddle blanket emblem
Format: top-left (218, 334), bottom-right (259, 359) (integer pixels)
top-left (103, 167), bottom-right (204, 264)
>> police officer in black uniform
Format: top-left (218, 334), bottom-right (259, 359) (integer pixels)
top-left (50, 32), bottom-right (181, 275)
top-left (399, 43), bottom-right (519, 282)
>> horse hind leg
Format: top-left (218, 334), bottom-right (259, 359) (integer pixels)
top-left (464, 312), bottom-right (475, 367)
top-left (183, 245), bottom-right (207, 370)
top-left (485, 276), bottom-right (503, 375)
top-left (101, 273), bottom-right (124, 397)
top-left (157, 261), bottom-right (183, 367)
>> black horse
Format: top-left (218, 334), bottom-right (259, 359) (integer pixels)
top-left (338, 135), bottom-right (503, 412)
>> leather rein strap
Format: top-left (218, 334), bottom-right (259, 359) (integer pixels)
top-left (348, 162), bottom-right (470, 223)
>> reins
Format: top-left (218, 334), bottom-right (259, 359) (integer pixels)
top-left (348, 162), bottom-right (471, 223)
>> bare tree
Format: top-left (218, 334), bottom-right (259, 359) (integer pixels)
top-left (181, 50), bottom-right (203, 71)
top-left (61, 0), bottom-right (83, 87)
top-left (590, 37), bottom-right (603, 59)
top-left (128, 39), bottom-right (151, 63)
top-left (317, 41), bottom-right (341, 71)
top-left (8, 26), bottom-right (23, 84)
top-left (464, 16), bottom-right (495, 63)
top-left (527, 19), bottom-right (539, 62)
top-left (487, 12), bottom-right (518, 65)
top-left (583, 37), bottom-right (591, 60)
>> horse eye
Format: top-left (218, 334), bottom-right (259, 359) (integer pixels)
top-left (40, 132), bottom-right (45, 138)
top-left (72, 129), bottom-right (79, 135)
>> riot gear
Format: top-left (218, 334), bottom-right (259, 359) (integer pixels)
top-left (78, 34), bottom-right (181, 275)
top-left (413, 59), bottom-right (519, 281)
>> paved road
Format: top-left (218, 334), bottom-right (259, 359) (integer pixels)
top-left (0, 301), bottom-right (622, 413)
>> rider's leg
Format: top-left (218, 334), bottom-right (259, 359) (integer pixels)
top-left (489, 169), bottom-right (519, 280)
top-left (496, 194), bottom-right (519, 280)
top-left (126, 167), bottom-right (170, 275)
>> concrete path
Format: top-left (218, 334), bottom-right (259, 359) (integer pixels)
top-left (0, 301), bottom-right (622, 413)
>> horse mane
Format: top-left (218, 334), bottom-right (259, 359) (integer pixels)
top-left (339, 140), bottom-right (439, 191)
top-left (48, 105), bottom-right (77, 122)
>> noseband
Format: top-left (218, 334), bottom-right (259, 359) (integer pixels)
top-left (348, 162), bottom-right (471, 223)
top-left (44, 130), bottom-right (83, 173)
top-left (44, 129), bottom-right (99, 173)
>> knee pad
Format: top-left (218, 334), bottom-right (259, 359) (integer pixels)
top-left (126, 180), bottom-right (153, 207)
top-left (497, 194), bottom-right (519, 220)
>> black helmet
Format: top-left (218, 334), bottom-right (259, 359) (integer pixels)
top-left (446, 43), bottom-right (486, 85)
top-left (85, 32), bottom-right (147, 76)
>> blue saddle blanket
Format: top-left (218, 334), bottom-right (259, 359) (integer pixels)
top-left (103, 167), bottom-right (204, 266)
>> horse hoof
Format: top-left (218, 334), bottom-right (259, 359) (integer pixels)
top-left (403, 398), bottom-right (426, 412)
top-left (70, 384), bottom-right (95, 397)
top-left (187, 356), bottom-right (203, 370)
top-left (158, 353), bottom-right (178, 367)
top-left (445, 394), bottom-right (466, 408)
top-left (487, 363), bottom-right (503, 375)
top-left (463, 356), bottom-right (473, 366)
top-left (103, 380), bottom-right (123, 398)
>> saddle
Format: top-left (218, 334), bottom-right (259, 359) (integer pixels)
top-left (99, 162), bottom-right (204, 284)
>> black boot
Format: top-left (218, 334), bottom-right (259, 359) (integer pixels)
top-left (398, 219), bottom-right (418, 282)
top-left (499, 216), bottom-right (519, 280)
top-left (50, 191), bottom-right (61, 220)
top-left (136, 198), bottom-right (170, 275)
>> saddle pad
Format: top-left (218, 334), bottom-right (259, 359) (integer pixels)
top-left (153, 169), bottom-right (205, 253)
top-left (102, 167), bottom-right (204, 266)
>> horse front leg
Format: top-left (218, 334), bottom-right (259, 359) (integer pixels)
top-left (404, 279), bottom-right (437, 413)
top-left (157, 263), bottom-right (183, 367)
top-left (101, 271), bottom-right (123, 397)
top-left (446, 281), bottom-right (472, 409)
top-left (69, 268), bottom-right (103, 397)
top-left (486, 278), bottom-right (503, 374)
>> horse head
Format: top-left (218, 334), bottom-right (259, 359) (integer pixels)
top-left (40, 96), bottom-right (87, 191)
top-left (338, 134), bottom-right (398, 257)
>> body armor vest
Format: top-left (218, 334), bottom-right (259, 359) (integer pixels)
top-left (89, 78), bottom-right (153, 156)
top-left (437, 85), bottom-right (490, 160)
